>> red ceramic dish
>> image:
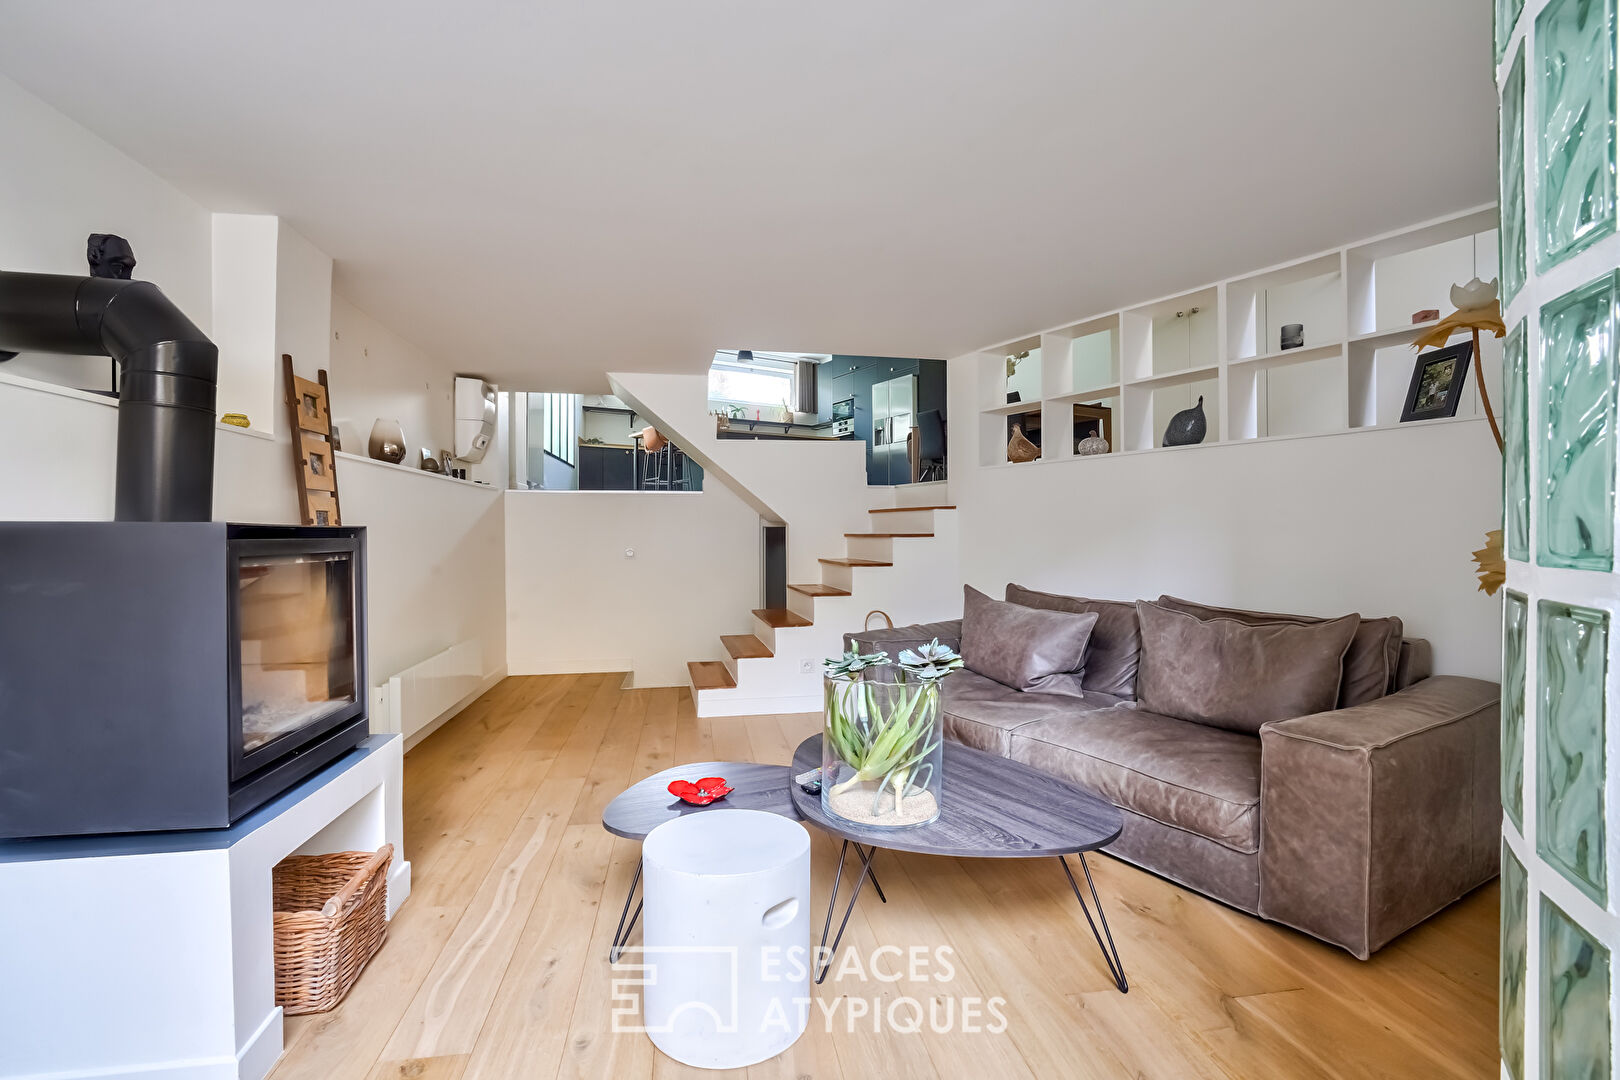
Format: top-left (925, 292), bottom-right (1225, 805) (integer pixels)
top-left (668, 777), bottom-right (733, 805)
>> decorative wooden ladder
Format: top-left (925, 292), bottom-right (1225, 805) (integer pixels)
top-left (281, 354), bottom-right (343, 526)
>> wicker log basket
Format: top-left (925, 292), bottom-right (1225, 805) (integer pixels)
top-left (272, 843), bottom-right (393, 1015)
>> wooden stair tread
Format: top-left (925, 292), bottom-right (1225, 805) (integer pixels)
top-left (753, 607), bottom-right (812, 628)
top-left (721, 634), bottom-right (773, 659)
top-left (687, 660), bottom-right (735, 690)
top-left (869, 505), bottom-right (955, 513)
top-left (788, 583), bottom-right (851, 597)
top-left (819, 557), bottom-right (892, 567)
top-left (844, 532), bottom-right (934, 539)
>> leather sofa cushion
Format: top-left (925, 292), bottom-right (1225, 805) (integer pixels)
top-left (1008, 709), bottom-right (1262, 853)
top-left (961, 585), bottom-right (1097, 696)
top-left (1004, 584), bottom-right (1142, 699)
top-left (1395, 638), bottom-right (1432, 690)
top-left (1156, 595), bottom-right (1403, 708)
top-left (1135, 601), bottom-right (1358, 734)
top-left (941, 670), bottom-right (1127, 755)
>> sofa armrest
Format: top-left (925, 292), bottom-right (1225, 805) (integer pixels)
top-left (843, 619), bottom-right (963, 657)
top-left (1258, 675), bottom-right (1499, 958)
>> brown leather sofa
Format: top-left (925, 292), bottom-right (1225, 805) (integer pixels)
top-left (848, 584), bottom-right (1500, 959)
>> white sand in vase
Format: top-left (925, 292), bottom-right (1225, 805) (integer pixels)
top-left (827, 785), bottom-right (938, 827)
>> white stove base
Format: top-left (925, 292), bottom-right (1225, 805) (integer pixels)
top-left (0, 735), bottom-right (409, 1080)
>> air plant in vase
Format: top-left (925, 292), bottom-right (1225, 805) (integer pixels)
top-left (822, 640), bottom-right (963, 826)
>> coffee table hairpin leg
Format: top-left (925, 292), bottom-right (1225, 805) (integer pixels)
top-left (814, 840), bottom-right (888, 984)
top-left (1057, 852), bottom-right (1129, 993)
top-left (612, 847), bottom-right (888, 965)
top-left (609, 858), bottom-right (643, 963)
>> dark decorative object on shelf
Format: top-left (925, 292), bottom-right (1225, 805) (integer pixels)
top-left (1280, 323), bottom-right (1304, 350)
top-left (1163, 396), bottom-right (1207, 446)
top-left (1400, 341), bottom-right (1473, 423)
top-left (66, 235), bottom-right (140, 389)
top-left (1006, 390), bottom-right (1021, 404)
top-left (88, 234), bottom-right (137, 279)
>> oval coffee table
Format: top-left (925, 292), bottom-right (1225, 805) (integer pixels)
top-left (600, 760), bottom-right (891, 962)
top-left (790, 734), bottom-right (1129, 992)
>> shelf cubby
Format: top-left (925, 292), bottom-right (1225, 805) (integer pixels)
top-left (1348, 324), bottom-right (1503, 430)
top-left (1228, 346), bottom-right (1348, 441)
top-left (1044, 389), bottom-right (1122, 460)
top-left (1226, 252), bottom-right (1344, 362)
top-left (1043, 314), bottom-right (1120, 399)
top-left (1346, 207), bottom-right (1499, 338)
top-left (1120, 287), bottom-right (1218, 385)
top-left (1123, 374), bottom-right (1220, 451)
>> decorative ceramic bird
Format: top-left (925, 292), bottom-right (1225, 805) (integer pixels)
top-left (1007, 423), bottom-right (1040, 463)
top-left (1163, 396), bottom-right (1207, 447)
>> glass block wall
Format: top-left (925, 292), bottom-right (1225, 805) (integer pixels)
top-left (1499, 0), bottom-right (1620, 1075)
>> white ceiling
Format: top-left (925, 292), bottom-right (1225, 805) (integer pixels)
top-left (0, 1), bottom-right (1496, 389)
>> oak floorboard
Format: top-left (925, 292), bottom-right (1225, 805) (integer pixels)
top-left (458, 678), bottom-right (641, 1080)
top-left (270, 679), bottom-right (1497, 1080)
top-left (363, 1053), bottom-right (469, 1080)
top-left (376, 750), bottom-right (594, 1060)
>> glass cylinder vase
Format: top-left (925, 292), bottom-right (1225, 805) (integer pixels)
top-left (821, 674), bottom-right (944, 828)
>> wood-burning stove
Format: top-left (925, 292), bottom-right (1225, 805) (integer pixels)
top-left (0, 522), bottom-right (369, 839)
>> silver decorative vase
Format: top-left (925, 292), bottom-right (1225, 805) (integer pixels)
top-left (368, 419), bottom-right (407, 464)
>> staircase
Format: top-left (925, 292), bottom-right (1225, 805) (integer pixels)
top-left (606, 370), bottom-right (962, 715)
top-left (686, 501), bottom-right (959, 717)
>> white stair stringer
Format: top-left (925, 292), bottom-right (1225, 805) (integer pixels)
top-left (692, 508), bottom-right (961, 717)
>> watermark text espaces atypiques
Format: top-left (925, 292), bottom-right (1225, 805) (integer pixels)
top-left (612, 944), bottom-right (1009, 1037)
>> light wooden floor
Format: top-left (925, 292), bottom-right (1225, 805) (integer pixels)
top-left (271, 674), bottom-right (1499, 1080)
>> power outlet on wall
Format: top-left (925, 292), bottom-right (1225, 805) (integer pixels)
top-left (799, 658), bottom-right (815, 675)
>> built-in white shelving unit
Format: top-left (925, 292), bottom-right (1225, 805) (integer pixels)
top-left (971, 204), bottom-right (1503, 467)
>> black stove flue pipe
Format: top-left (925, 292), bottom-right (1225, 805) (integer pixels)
top-left (0, 271), bottom-right (218, 521)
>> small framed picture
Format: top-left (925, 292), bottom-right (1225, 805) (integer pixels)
top-left (1400, 341), bottom-right (1473, 423)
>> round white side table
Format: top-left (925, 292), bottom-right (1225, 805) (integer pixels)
top-left (640, 808), bottom-right (810, 1069)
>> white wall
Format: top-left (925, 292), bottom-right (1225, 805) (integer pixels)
top-left (0, 73), bottom-right (212, 391)
top-left (948, 357), bottom-right (1502, 679)
top-left (504, 488), bottom-right (760, 686)
top-left (328, 292), bottom-right (454, 464)
top-left (211, 214), bottom-right (280, 429)
top-left (274, 222), bottom-right (333, 429)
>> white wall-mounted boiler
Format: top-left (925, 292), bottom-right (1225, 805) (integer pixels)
top-left (454, 376), bottom-right (496, 462)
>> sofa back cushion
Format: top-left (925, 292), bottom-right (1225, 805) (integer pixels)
top-left (1004, 584), bottom-right (1142, 699)
top-left (1156, 595), bottom-right (1403, 708)
top-left (961, 585), bottom-right (1098, 696)
top-left (1135, 601), bottom-right (1359, 734)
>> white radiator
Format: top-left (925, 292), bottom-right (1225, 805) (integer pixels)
top-left (373, 639), bottom-right (484, 741)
